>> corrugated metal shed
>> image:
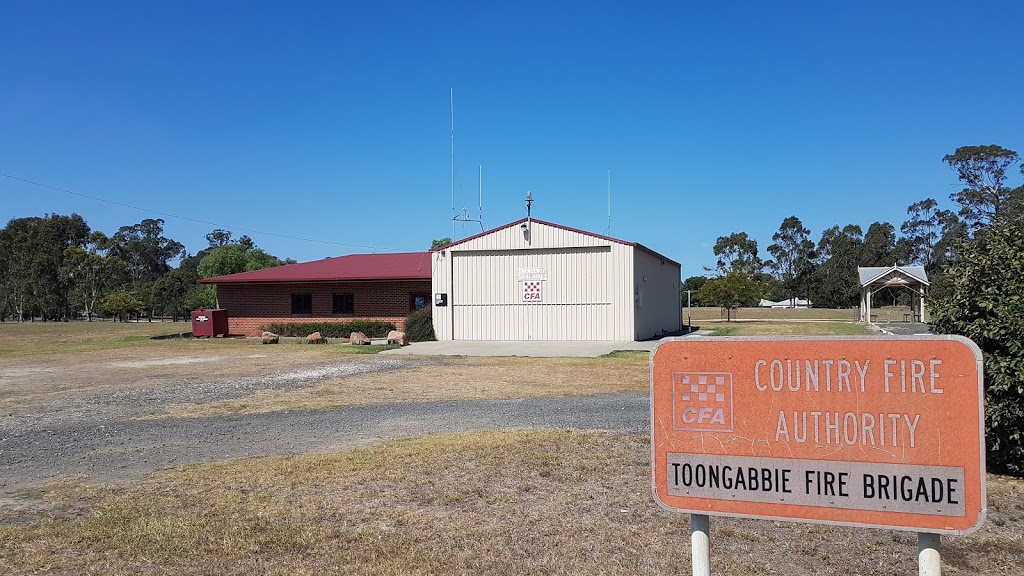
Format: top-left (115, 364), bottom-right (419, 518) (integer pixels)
top-left (431, 218), bottom-right (681, 341)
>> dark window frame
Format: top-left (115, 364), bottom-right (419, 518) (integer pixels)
top-left (332, 293), bottom-right (355, 315)
top-left (291, 293), bottom-right (312, 315)
top-left (410, 293), bottom-right (428, 312)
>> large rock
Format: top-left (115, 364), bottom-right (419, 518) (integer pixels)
top-left (349, 331), bottom-right (370, 345)
top-left (386, 330), bottom-right (408, 346)
top-left (305, 331), bottom-right (327, 344)
top-left (261, 331), bottom-right (279, 344)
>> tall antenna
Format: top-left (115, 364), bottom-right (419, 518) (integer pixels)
top-left (450, 164), bottom-right (484, 232)
top-left (454, 87), bottom-right (458, 235)
top-left (607, 168), bottom-right (612, 235)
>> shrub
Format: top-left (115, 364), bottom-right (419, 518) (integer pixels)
top-left (262, 320), bottom-right (396, 339)
top-left (404, 306), bottom-right (436, 342)
top-left (930, 218), bottom-right (1024, 476)
top-left (103, 290), bottom-right (143, 321)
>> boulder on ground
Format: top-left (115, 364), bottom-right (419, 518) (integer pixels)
top-left (386, 330), bottom-right (408, 346)
top-left (306, 331), bottom-right (327, 344)
top-left (261, 331), bottom-right (279, 345)
top-left (349, 331), bottom-right (370, 345)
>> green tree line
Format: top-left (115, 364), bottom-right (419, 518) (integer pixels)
top-left (0, 217), bottom-right (293, 322)
top-left (690, 144), bottom-right (1024, 474)
top-left (688, 144), bottom-right (1022, 311)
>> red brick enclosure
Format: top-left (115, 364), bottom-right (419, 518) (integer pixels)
top-left (215, 280), bottom-right (431, 336)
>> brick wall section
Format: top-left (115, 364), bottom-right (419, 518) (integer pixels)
top-left (215, 280), bottom-right (432, 336)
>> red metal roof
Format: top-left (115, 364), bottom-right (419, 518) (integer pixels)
top-left (199, 252), bottom-right (432, 284)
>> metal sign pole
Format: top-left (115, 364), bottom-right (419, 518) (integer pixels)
top-left (918, 533), bottom-right (941, 576)
top-left (691, 514), bottom-right (710, 576)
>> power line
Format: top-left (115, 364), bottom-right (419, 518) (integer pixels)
top-left (0, 172), bottom-right (410, 253)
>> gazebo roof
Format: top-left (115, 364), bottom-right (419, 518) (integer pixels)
top-left (858, 265), bottom-right (929, 287)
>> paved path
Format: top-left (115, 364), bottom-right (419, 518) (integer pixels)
top-left (876, 322), bottom-right (932, 336)
top-left (382, 339), bottom-right (658, 357)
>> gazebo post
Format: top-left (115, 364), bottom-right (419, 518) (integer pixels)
top-left (920, 287), bottom-right (926, 323)
top-left (866, 289), bottom-right (873, 325)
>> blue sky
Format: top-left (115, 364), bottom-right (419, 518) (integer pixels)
top-left (3, 1), bottom-right (1023, 276)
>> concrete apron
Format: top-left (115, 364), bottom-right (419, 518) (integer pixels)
top-left (380, 339), bottom-right (658, 358)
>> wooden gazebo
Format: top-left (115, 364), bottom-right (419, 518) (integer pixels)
top-left (858, 265), bottom-right (929, 324)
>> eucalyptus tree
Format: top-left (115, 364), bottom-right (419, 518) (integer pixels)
top-left (62, 231), bottom-right (128, 321)
top-left (767, 216), bottom-right (815, 306)
top-left (943, 145), bottom-right (1024, 233)
top-left (899, 199), bottom-right (965, 274)
top-left (0, 213), bottom-right (90, 320)
top-left (861, 222), bottom-right (898, 266)
top-left (711, 232), bottom-right (762, 276)
top-left (107, 218), bottom-right (185, 287)
top-left (810, 224), bottom-right (863, 308)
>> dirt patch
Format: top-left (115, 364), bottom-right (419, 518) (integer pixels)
top-left (162, 355), bottom-right (649, 418)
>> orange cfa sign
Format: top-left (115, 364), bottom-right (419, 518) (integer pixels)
top-left (651, 336), bottom-right (985, 535)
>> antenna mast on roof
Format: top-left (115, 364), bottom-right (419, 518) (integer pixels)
top-left (454, 87), bottom-right (458, 235)
top-left (448, 89), bottom-right (484, 234)
top-left (607, 168), bottom-right (612, 235)
top-left (451, 163), bottom-right (484, 233)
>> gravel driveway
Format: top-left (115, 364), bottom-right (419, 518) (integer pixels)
top-left (0, 354), bottom-right (648, 498)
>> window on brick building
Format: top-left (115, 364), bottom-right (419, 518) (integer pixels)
top-left (410, 293), bottom-right (428, 311)
top-left (291, 293), bottom-right (312, 315)
top-left (332, 293), bottom-right (355, 315)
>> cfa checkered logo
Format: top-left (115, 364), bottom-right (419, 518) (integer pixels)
top-left (523, 281), bottom-right (543, 302)
top-left (672, 372), bottom-right (734, 432)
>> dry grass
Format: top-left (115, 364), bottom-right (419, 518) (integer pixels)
top-left (0, 321), bottom-right (397, 359)
top-left (702, 320), bottom-right (873, 337)
top-left (0, 320), bottom-right (202, 357)
top-left (2, 430), bottom-right (1020, 575)
top-left (687, 306), bottom-right (912, 322)
top-left (161, 352), bottom-right (650, 418)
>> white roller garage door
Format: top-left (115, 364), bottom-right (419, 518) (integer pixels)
top-left (450, 246), bottom-right (616, 340)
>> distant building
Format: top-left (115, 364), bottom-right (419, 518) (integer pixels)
top-left (758, 298), bottom-right (812, 309)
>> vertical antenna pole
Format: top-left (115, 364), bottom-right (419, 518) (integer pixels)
top-left (607, 168), bottom-right (612, 235)
top-left (450, 88), bottom-right (455, 237)
top-left (479, 163), bottom-right (483, 227)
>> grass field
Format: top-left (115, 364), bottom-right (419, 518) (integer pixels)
top-left (2, 430), bottom-right (1021, 576)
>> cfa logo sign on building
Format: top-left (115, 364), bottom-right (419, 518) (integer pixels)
top-left (650, 336), bottom-right (985, 535)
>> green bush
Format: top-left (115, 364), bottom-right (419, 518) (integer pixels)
top-left (404, 306), bottom-right (436, 342)
top-left (930, 218), bottom-right (1024, 476)
top-left (262, 320), bottom-right (396, 339)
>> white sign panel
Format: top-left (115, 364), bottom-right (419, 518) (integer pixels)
top-left (517, 267), bottom-right (548, 281)
top-left (522, 281), bottom-right (543, 303)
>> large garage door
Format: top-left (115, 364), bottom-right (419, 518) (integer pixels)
top-left (450, 247), bottom-right (616, 340)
